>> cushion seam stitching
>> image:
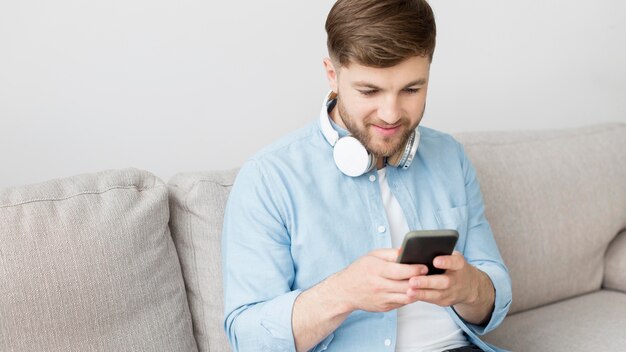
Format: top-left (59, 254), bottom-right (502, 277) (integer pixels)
top-left (0, 184), bottom-right (158, 209)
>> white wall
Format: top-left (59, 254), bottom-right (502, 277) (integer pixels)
top-left (1, 0), bottom-right (625, 188)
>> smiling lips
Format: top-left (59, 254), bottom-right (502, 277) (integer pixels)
top-left (372, 124), bottom-right (401, 137)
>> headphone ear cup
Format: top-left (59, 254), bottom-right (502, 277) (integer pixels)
top-left (333, 136), bottom-right (375, 177)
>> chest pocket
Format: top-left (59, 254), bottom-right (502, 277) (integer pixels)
top-left (435, 205), bottom-right (469, 251)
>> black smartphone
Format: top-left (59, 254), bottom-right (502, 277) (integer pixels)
top-left (396, 229), bottom-right (459, 275)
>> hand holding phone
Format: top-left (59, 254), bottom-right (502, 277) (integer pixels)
top-left (397, 229), bottom-right (459, 275)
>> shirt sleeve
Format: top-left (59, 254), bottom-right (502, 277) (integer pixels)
top-left (222, 159), bottom-right (300, 352)
top-left (456, 140), bottom-right (513, 335)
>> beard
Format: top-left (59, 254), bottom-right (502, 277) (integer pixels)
top-left (336, 98), bottom-right (419, 158)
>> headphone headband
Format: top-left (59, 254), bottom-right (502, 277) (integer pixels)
top-left (319, 91), bottom-right (339, 146)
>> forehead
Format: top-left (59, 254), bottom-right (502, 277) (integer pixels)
top-left (339, 56), bottom-right (431, 86)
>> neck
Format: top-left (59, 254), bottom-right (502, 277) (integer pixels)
top-left (376, 158), bottom-right (386, 170)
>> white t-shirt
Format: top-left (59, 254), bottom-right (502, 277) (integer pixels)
top-left (377, 167), bottom-right (469, 352)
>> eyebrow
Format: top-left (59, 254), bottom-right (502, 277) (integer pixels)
top-left (352, 79), bottom-right (427, 90)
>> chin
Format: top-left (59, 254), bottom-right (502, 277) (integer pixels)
top-left (368, 142), bottom-right (404, 158)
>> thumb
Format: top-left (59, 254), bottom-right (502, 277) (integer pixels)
top-left (368, 248), bottom-right (401, 262)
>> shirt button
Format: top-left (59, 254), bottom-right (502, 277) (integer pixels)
top-left (369, 175), bottom-right (376, 182)
top-left (384, 338), bottom-right (392, 347)
top-left (377, 226), bottom-right (386, 233)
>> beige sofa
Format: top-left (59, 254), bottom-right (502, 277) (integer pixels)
top-left (1, 123), bottom-right (625, 351)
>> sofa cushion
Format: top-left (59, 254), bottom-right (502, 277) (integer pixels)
top-left (604, 229), bottom-right (626, 293)
top-left (0, 168), bottom-right (197, 352)
top-left (483, 290), bottom-right (626, 351)
top-left (456, 123), bottom-right (626, 314)
top-left (168, 170), bottom-right (238, 352)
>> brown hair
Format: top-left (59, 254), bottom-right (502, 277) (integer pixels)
top-left (325, 0), bottom-right (436, 68)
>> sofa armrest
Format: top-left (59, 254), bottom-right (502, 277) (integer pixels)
top-left (604, 230), bottom-right (626, 293)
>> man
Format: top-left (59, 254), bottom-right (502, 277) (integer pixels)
top-left (222, 0), bottom-right (512, 351)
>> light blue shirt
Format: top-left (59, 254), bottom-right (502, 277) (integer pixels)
top-left (222, 119), bottom-right (512, 352)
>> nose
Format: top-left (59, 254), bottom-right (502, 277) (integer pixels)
top-left (378, 95), bottom-right (401, 125)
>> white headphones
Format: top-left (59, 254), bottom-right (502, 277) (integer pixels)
top-left (319, 91), bottom-right (420, 177)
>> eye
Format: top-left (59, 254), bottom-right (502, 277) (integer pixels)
top-left (404, 88), bottom-right (420, 94)
top-left (358, 89), bottom-right (378, 96)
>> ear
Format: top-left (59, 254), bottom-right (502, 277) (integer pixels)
top-left (323, 58), bottom-right (339, 93)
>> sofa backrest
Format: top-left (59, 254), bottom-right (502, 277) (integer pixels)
top-left (0, 168), bottom-right (197, 352)
top-left (604, 229), bottom-right (626, 293)
top-left (168, 170), bottom-right (238, 352)
top-left (456, 123), bottom-right (626, 314)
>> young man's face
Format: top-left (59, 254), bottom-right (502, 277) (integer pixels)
top-left (324, 55), bottom-right (430, 158)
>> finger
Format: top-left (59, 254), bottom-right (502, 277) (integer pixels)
top-left (379, 278), bottom-right (412, 294)
top-left (408, 275), bottom-right (451, 290)
top-left (406, 288), bottom-right (446, 305)
top-left (382, 262), bottom-right (428, 280)
top-left (433, 251), bottom-right (465, 271)
top-left (368, 248), bottom-right (402, 262)
top-left (386, 293), bottom-right (418, 307)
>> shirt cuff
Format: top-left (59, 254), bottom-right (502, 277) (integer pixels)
top-left (258, 289), bottom-right (304, 351)
top-left (466, 264), bottom-right (512, 335)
